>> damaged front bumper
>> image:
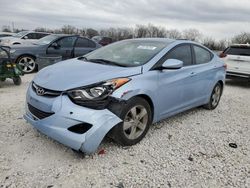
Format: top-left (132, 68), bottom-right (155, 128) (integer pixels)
top-left (23, 84), bottom-right (122, 154)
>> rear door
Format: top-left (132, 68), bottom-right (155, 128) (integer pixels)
top-left (224, 46), bottom-right (250, 75)
top-left (190, 44), bottom-right (216, 103)
top-left (73, 37), bottom-right (97, 57)
top-left (47, 36), bottom-right (77, 59)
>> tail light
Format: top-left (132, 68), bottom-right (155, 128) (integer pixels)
top-left (219, 52), bottom-right (227, 58)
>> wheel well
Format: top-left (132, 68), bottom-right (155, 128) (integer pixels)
top-left (217, 80), bottom-right (224, 91)
top-left (16, 54), bottom-right (36, 63)
top-left (136, 94), bottom-right (154, 121)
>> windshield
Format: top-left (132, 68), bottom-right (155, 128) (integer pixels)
top-left (13, 31), bottom-right (29, 38)
top-left (84, 40), bottom-right (169, 67)
top-left (34, 35), bottom-right (59, 45)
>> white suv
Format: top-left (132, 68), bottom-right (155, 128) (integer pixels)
top-left (0, 31), bottom-right (50, 46)
top-left (220, 44), bottom-right (250, 80)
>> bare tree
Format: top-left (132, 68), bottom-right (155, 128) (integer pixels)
top-left (134, 25), bottom-right (148, 38)
top-left (202, 37), bottom-right (227, 51)
top-left (231, 32), bottom-right (250, 44)
top-left (165, 29), bottom-right (182, 39)
top-left (85, 28), bottom-right (99, 38)
top-left (61, 25), bottom-right (77, 34)
top-left (182, 28), bottom-right (202, 41)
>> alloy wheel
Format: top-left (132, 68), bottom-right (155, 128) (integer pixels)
top-left (123, 105), bottom-right (148, 140)
top-left (18, 56), bottom-right (36, 73)
top-left (211, 85), bottom-right (221, 107)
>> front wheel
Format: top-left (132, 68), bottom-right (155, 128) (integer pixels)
top-left (204, 82), bottom-right (222, 110)
top-left (111, 97), bottom-right (152, 146)
top-left (17, 56), bottom-right (36, 73)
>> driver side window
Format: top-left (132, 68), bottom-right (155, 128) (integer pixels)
top-left (165, 45), bottom-right (192, 66)
top-left (56, 37), bottom-right (77, 48)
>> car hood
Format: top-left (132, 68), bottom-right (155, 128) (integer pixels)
top-left (33, 58), bottom-right (142, 91)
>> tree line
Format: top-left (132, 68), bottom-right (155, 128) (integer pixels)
top-left (2, 24), bottom-right (250, 51)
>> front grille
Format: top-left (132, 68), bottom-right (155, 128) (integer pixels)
top-left (32, 82), bottom-right (62, 97)
top-left (28, 103), bottom-right (54, 119)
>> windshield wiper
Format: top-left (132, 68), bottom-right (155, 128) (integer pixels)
top-left (87, 58), bottom-right (127, 67)
top-left (78, 56), bottom-right (89, 61)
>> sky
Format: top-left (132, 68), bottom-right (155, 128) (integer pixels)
top-left (0, 0), bottom-right (250, 39)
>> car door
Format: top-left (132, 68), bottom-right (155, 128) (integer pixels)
top-left (73, 37), bottom-right (96, 57)
top-left (157, 44), bottom-right (198, 118)
top-left (47, 36), bottom-right (77, 60)
top-left (190, 45), bottom-right (215, 103)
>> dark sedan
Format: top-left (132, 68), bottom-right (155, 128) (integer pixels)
top-left (10, 34), bottom-right (101, 73)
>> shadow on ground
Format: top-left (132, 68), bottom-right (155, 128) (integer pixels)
top-left (225, 79), bottom-right (250, 88)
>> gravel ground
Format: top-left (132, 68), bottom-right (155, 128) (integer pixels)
top-left (0, 74), bottom-right (249, 188)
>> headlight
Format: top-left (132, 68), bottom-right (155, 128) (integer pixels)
top-left (68, 78), bottom-right (130, 102)
top-left (10, 49), bottom-right (16, 54)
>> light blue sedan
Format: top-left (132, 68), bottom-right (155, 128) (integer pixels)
top-left (24, 38), bottom-right (226, 154)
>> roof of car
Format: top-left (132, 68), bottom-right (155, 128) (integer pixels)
top-left (120, 38), bottom-right (176, 46)
top-left (230, 43), bottom-right (250, 47)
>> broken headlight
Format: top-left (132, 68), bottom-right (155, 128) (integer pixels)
top-left (67, 78), bottom-right (130, 108)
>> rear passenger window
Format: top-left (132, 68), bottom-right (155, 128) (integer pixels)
top-left (194, 46), bottom-right (212, 64)
top-left (166, 45), bottom-right (192, 66)
top-left (88, 40), bottom-right (96, 48)
top-left (75, 38), bottom-right (89, 47)
top-left (75, 38), bottom-right (96, 48)
top-left (225, 46), bottom-right (250, 56)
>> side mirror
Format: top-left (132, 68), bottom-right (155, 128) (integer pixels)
top-left (51, 42), bottom-right (59, 49)
top-left (23, 36), bottom-right (28, 39)
top-left (161, 59), bottom-right (183, 69)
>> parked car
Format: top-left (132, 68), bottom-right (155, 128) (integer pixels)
top-left (10, 34), bottom-right (101, 73)
top-left (0, 31), bottom-right (50, 46)
top-left (220, 44), bottom-right (250, 80)
top-left (0, 32), bottom-right (14, 38)
top-left (24, 38), bottom-right (226, 154)
top-left (92, 36), bottom-right (113, 46)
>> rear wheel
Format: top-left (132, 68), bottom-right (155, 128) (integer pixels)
top-left (111, 97), bottom-right (152, 146)
top-left (13, 76), bottom-right (22, 85)
top-left (17, 56), bottom-right (36, 73)
top-left (204, 82), bottom-right (222, 110)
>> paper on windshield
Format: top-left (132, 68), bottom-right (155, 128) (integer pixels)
top-left (137, 45), bottom-right (157, 50)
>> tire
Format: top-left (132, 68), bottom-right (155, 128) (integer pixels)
top-left (110, 97), bottom-right (152, 146)
top-left (203, 82), bottom-right (222, 110)
top-left (13, 76), bottom-right (22, 85)
top-left (17, 55), bottom-right (37, 73)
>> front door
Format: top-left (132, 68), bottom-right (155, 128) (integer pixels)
top-left (47, 36), bottom-right (77, 59)
top-left (157, 44), bottom-right (197, 118)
